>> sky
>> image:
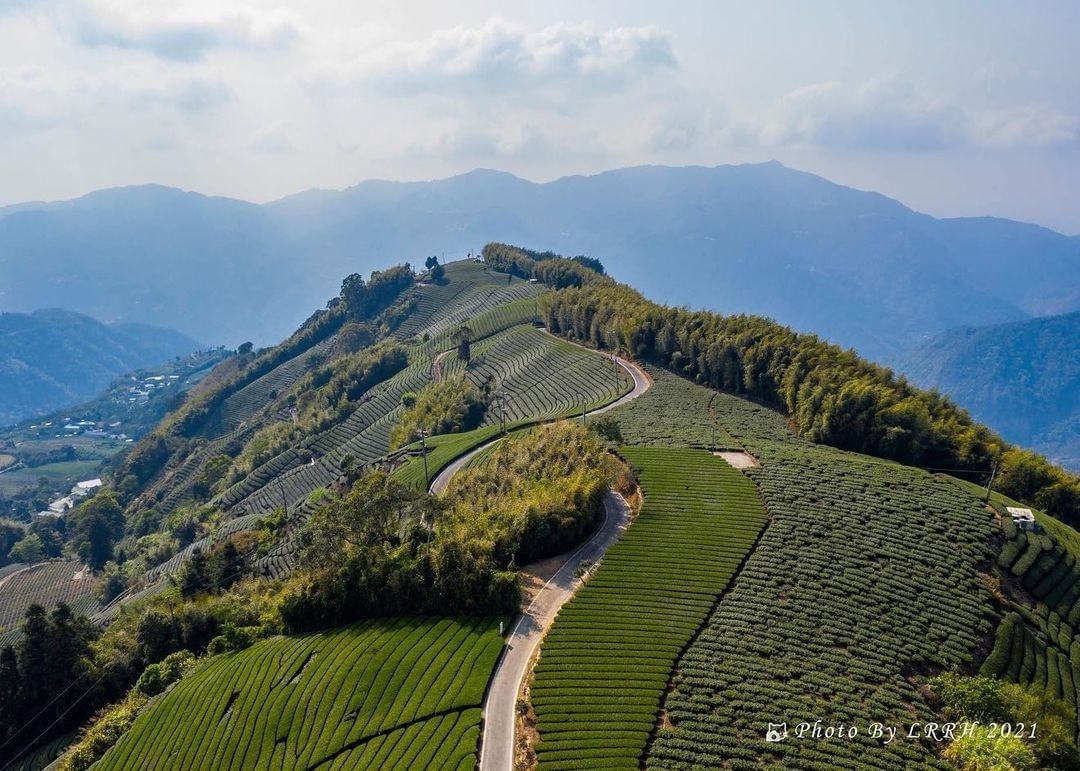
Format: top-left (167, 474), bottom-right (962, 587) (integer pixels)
top-left (1, 0), bottom-right (1079, 233)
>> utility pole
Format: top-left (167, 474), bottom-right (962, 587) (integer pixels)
top-left (985, 460), bottom-right (998, 504)
top-left (420, 430), bottom-right (430, 491)
top-left (278, 477), bottom-right (288, 514)
top-left (712, 423), bottom-right (716, 453)
top-left (580, 395), bottom-right (587, 427)
top-left (497, 391), bottom-right (507, 435)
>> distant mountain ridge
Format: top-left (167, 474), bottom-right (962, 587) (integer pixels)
top-left (899, 311), bottom-right (1080, 471)
top-left (0, 308), bottom-right (202, 425)
top-left (2, 163), bottom-right (1077, 359)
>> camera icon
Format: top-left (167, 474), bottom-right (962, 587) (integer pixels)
top-left (766, 723), bottom-right (788, 743)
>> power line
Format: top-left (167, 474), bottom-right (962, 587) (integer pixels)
top-left (4, 663), bottom-right (116, 764)
top-left (0, 667), bottom-right (94, 757)
top-left (917, 466), bottom-right (995, 476)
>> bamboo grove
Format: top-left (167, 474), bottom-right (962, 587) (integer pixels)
top-left (511, 252), bottom-right (1079, 527)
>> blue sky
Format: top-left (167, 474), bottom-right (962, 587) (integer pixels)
top-left (1, 0), bottom-right (1078, 232)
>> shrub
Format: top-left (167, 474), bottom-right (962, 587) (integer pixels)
top-left (206, 624), bottom-right (259, 655)
top-left (941, 726), bottom-right (1037, 771)
top-left (389, 376), bottom-right (485, 450)
top-left (136, 651), bottom-right (195, 697)
top-left (58, 692), bottom-right (148, 771)
top-left (929, 673), bottom-right (1010, 721)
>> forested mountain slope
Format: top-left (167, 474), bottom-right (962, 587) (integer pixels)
top-left (0, 308), bottom-right (201, 425)
top-left (4, 248), bottom-right (1079, 771)
top-left (899, 311), bottom-right (1080, 471)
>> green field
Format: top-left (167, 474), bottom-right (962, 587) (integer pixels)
top-left (531, 446), bottom-right (766, 769)
top-left (392, 423), bottom-right (510, 490)
top-left (0, 460), bottom-right (102, 497)
top-left (647, 393), bottom-right (998, 769)
top-left (96, 618), bottom-right (503, 771)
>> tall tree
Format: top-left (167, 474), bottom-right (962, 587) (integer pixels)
top-left (213, 541), bottom-right (245, 591)
top-left (17, 605), bottom-right (51, 720)
top-left (0, 646), bottom-right (20, 744)
top-left (44, 604), bottom-right (89, 705)
top-left (70, 492), bottom-right (125, 571)
top-left (180, 549), bottom-right (208, 597)
top-left (454, 324), bottom-right (472, 365)
top-left (8, 534), bottom-right (43, 566)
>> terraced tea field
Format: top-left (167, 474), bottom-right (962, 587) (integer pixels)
top-left (197, 337), bottom-right (337, 439)
top-left (394, 263), bottom-right (543, 345)
top-left (0, 560), bottom-right (98, 634)
top-left (606, 366), bottom-right (740, 449)
top-left (648, 417), bottom-right (997, 769)
top-left (96, 618), bottom-right (503, 771)
top-left (440, 325), bottom-right (632, 424)
top-left (976, 483), bottom-right (1080, 721)
top-left (530, 446), bottom-right (766, 769)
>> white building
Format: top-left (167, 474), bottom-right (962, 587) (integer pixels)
top-left (48, 495), bottom-right (75, 514)
top-left (1007, 506), bottom-right (1037, 532)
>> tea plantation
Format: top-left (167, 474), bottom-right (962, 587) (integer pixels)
top-left (973, 479), bottom-right (1080, 727)
top-left (95, 618), bottom-right (502, 770)
top-left (531, 446), bottom-right (766, 769)
top-left (646, 398), bottom-right (998, 769)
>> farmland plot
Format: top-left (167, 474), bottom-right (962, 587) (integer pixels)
top-left (96, 617), bottom-right (503, 771)
top-left (440, 325), bottom-right (632, 424)
top-left (394, 262), bottom-right (543, 345)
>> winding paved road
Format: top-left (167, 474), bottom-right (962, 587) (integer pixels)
top-left (479, 490), bottom-right (632, 771)
top-left (428, 347), bottom-right (650, 495)
top-left (420, 338), bottom-right (651, 769)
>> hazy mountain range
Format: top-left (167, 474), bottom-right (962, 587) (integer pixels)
top-left (1, 161), bottom-right (1077, 455)
top-left (3, 162), bottom-right (1076, 358)
top-left (0, 309), bottom-right (201, 425)
top-left (900, 311), bottom-right (1080, 471)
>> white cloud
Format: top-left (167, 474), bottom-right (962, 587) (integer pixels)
top-left (251, 123), bottom-right (297, 155)
top-left (973, 106), bottom-right (1080, 148)
top-left (746, 76), bottom-right (1080, 152)
top-left (756, 77), bottom-right (964, 151)
top-left (410, 119), bottom-right (605, 163)
top-left (333, 18), bottom-right (675, 95)
top-left (72, 3), bottom-right (300, 61)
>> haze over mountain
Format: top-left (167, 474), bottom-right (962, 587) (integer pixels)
top-left (0, 308), bottom-right (202, 425)
top-left (2, 162), bottom-right (1077, 361)
top-left (899, 311), bottom-right (1080, 472)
